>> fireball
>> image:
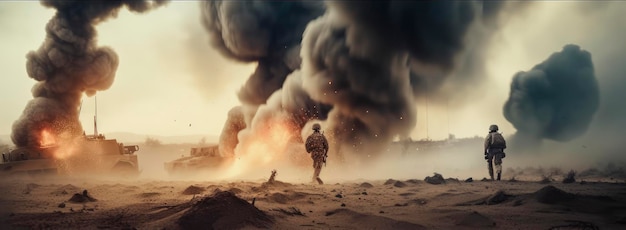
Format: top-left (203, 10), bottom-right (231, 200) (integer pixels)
top-left (39, 128), bottom-right (57, 147)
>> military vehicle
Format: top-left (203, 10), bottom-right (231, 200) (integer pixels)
top-left (164, 145), bottom-right (231, 175)
top-left (0, 97), bottom-right (140, 177)
top-left (0, 133), bottom-right (140, 176)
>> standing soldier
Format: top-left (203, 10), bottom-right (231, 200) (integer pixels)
top-left (484, 124), bottom-right (507, 181)
top-left (305, 123), bottom-right (328, 185)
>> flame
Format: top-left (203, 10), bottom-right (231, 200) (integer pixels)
top-left (222, 117), bottom-right (298, 179)
top-left (39, 128), bottom-right (57, 147)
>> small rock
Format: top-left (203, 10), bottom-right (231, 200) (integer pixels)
top-left (361, 192), bottom-right (368, 195)
top-left (425, 173), bottom-right (445, 185)
top-left (481, 177), bottom-right (489, 182)
top-left (335, 194), bottom-right (343, 198)
top-left (465, 178), bottom-right (473, 182)
top-left (359, 182), bottom-right (374, 188)
top-left (379, 211), bottom-right (385, 214)
top-left (340, 203), bottom-right (346, 207)
top-left (58, 203), bottom-right (66, 208)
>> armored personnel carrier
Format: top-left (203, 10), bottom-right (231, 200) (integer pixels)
top-left (0, 133), bottom-right (140, 176)
top-left (164, 144), bottom-right (231, 175)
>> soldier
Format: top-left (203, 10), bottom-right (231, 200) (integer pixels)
top-left (484, 124), bottom-right (507, 181)
top-left (305, 123), bottom-right (329, 185)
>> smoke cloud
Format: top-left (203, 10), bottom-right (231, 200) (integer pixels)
top-left (11, 0), bottom-right (168, 147)
top-left (201, 1), bottom-right (325, 105)
top-left (202, 1), bottom-right (531, 168)
top-left (503, 44), bottom-right (600, 146)
top-left (300, 1), bottom-right (491, 157)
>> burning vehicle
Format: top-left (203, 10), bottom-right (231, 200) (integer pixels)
top-left (164, 145), bottom-right (232, 175)
top-left (0, 132), bottom-right (140, 177)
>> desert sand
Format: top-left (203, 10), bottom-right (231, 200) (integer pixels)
top-left (1, 172), bottom-right (625, 230)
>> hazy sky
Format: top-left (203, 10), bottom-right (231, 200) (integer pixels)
top-left (0, 1), bottom-right (624, 144)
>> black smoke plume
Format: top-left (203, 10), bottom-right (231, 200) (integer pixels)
top-left (204, 1), bottom-right (527, 160)
top-left (11, 0), bottom-right (168, 147)
top-left (503, 44), bottom-right (600, 146)
top-left (300, 1), bottom-right (485, 156)
top-left (201, 1), bottom-right (325, 105)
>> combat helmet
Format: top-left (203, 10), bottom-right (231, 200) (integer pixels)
top-left (312, 123), bottom-right (321, 131)
top-left (489, 124), bottom-right (499, 132)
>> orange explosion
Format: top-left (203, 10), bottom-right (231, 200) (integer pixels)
top-left (39, 128), bottom-right (57, 147)
top-left (239, 118), bottom-right (294, 164)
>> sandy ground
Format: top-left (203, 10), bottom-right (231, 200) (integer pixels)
top-left (0, 174), bottom-right (625, 230)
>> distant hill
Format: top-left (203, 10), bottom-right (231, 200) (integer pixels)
top-left (0, 133), bottom-right (219, 146)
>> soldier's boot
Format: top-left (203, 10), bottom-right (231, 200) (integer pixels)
top-left (312, 167), bottom-right (322, 184)
top-left (316, 177), bottom-right (324, 185)
top-left (497, 173), bottom-right (501, 181)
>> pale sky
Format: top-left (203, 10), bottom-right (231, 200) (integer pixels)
top-left (0, 2), bottom-right (624, 142)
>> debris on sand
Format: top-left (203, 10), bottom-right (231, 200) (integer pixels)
top-left (425, 173), bottom-right (445, 185)
top-left (68, 190), bottom-right (97, 203)
top-left (455, 211), bottom-right (496, 227)
top-left (562, 170), bottom-right (576, 184)
top-left (177, 191), bottom-right (273, 229)
top-left (465, 178), bottom-right (473, 182)
top-left (534, 185), bottom-right (574, 204)
top-left (359, 182), bottom-right (374, 188)
top-left (268, 169), bottom-right (277, 183)
top-left (182, 185), bottom-right (206, 195)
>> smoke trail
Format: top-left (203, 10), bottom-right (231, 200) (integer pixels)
top-left (503, 44), bottom-right (600, 147)
top-left (11, 0), bottom-right (168, 147)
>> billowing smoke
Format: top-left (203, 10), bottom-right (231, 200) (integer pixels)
top-left (201, 1), bottom-right (325, 105)
top-left (11, 0), bottom-right (168, 147)
top-left (300, 1), bottom-right (488, 157)
top-left (202, 1), bottom-right (327, 157)
top-left (503, 44), bottom-right (600, 147)
top-left (203, 1), bottom-right (528, 167)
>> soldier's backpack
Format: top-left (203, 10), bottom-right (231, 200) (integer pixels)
top-left (305, 133), bottom-right (325, 153)
top-left (490, 132), bottom-right (507, 149)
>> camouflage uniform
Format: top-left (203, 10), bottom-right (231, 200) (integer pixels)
top-left (305, 127), bottom-right (328, 184)
top-left (484, 131), bottom-right (505, 181)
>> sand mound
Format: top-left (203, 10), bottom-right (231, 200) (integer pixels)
top-left (534, 186), bottom-right (574, 204)
top-left (267, 191), bottom-right (308, 204)
top-left (457, 190), bottom-right (513, 206)
top-left (384, 179), bottom-right (396, 185)
top-left (455, 211), bottom-right (496, 227)
top-left (425, 173), bottom-right (445, 185)
top-left (177, 191), bottom-right (273, 230)
top-left (359, 182), bottom-right (374, 188)
top-left (182, 185), bottom-right (206, 195)
top-left (261, 180), bottom-right (292, 188)
top-left (68, 190), bottom-right (97, 203)
top-left (393, 181), bottom-right (407, 188)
